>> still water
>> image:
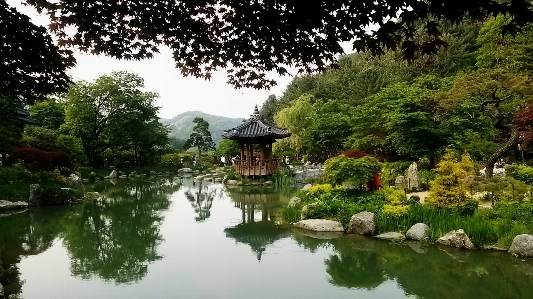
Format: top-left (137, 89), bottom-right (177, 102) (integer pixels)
top-left (1, 177), bottom-right (533, 299)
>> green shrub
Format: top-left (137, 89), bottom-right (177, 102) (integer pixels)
top-left (507, 164), bottom-right (533, 185)
top-left (408, 195), bottom-right (421, 205)
top-left (324, 156), bottom-right (381, 187)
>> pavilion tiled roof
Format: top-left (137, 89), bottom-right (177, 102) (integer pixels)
top-left (222, 106), bottom-right (291, 140)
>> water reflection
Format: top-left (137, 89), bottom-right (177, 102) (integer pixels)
top-left (184, 181), bottom-right (218, 221)
top-left (0, 179), bottom-right (180, 297)
top-left (62, 179), bottom-right (179, 284)
top-left (0, 206), bottom-right (77, 298)
top-left (224, 187), bottom-right (290, 260)
top-left (292, 231), bottom-right (533, 298)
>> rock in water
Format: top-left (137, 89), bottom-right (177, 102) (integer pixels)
top-left (0, 200), bottom-right (28, 211)
top-left (347, 212), bottom-right (377, 235)
top-left (68, 173), bottom-right (83, 189)
top-left (509, 234), bottom-right (533, 257)
top-left (294, 219), bottom-right (344, 232)
top-left (406, 223), bottom-right (430, 241)
top-left (28, 184), bottom-right (43, 207)
top-left (375, 232), bottom-right (405, 241)
top-left (437, 229), bottom-right (474, 249)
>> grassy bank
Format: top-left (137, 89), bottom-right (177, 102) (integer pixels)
top-left (0, 167), bottom-right (81, 203)
top-left (284, 184), bottom-right (533, 248)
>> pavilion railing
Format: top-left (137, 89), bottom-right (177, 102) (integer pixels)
top-left (232, 159), bottom-right (280, 176)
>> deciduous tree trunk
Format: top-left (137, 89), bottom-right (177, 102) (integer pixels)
top-left (484, 127), bottom-right (520, 178)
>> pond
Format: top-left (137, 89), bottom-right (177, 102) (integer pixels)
top-left (1, 177), bottom-right (533, 299)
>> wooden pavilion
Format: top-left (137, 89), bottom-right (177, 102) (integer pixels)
top-left (222, 106), bottom-right (291, 177)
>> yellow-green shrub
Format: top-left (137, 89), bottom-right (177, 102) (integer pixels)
top-left (307, 184), bottom-right (343, 197)
top-left (377, 187), bottom-right (407, 205)
top-left (426, 151), bottom-right (474, 208)
top-left (383, 204), bottom-right (410, 217)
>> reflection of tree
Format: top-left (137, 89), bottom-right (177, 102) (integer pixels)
top-left (0, 207), bottom-right (74, 298)
top-left (61, 180), bottom-right (177, 284)
top-left (184, 181), bottom-right (217, 221)
top-left (325, 251), bottom-right (386, 289)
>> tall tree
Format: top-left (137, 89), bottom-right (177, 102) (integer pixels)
top-left (29, 99), bottom-right (65, 130)
top-left (13, 0), bottom-right (533, 89)
top-left (63, 71), bottom-right (163, 167)
top-left (184, 117), bottom-right (215, 158)
top-left (259, 95), bottom-right (279, 123)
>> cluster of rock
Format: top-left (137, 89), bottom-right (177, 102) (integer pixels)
top-left (194, 171), bottom-right (224, 183)
top-left (225, 179), bottom-right (274, 186)
top-left (293, 204), bottom-right (533, 257)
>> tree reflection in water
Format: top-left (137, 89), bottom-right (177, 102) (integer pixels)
top-left (184, 181), bottom-right (218, 221)
top-left (0, 206), bottom-right (78, 298)
top-left (61, 179), bottom-right (179, 284)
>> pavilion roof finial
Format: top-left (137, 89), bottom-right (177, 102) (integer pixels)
top-left (250, 105), bottom-right (261, 119)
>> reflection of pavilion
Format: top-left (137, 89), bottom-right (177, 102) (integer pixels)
top-left (224, 188), bottom-right (290, 260)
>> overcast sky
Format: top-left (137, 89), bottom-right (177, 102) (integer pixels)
top-left (9, 0), bottom-right (296, 119)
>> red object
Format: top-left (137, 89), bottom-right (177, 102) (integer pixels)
top-left (372, 173), bottom-right (382, 190)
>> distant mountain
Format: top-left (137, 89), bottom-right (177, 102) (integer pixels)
top-left (161, 111), bottom-right (245, 145)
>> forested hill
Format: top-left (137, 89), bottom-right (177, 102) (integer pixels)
top-left (161, 111), bottom-right (244, 145)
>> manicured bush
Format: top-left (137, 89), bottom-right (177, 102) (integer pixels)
top-left (6, 147), bottom-right (71, 172)
top-left (7, 147), bottom-right (52, 172)
top-left (324, 155), bottom-right (381, 187)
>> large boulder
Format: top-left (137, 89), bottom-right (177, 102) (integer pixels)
top-left (226, 179), bottom-right (239, 185)
top-left (68, 173), bottom-right (83, 189)
top-left (375, 232), bottom-right (405, 241)
top-left (406, 223), bottom-right (430, 241)
top-left (287, 197), bottom-right (302, 208)
top-left (347, 211), bottom-right (377, 235)
top-left (509, 234), bottom-right (533, 257)
top-left (28, 184), bottom-right (44, 207)
top-left (0, 200), bottom-right (28, 211)
top-left (294, 219), bottom-right (344, 232)
top-left (178, 168), bottom-right (193, 173)
top-left (109, 170), bottom-right (118, 179)
top-left (437, 229), bottom-right (475, 249)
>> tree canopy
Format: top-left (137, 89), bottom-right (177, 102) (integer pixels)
top-left (1, 2), bottom-right (73, 102)
top-left (3, 0), bottom-right (532, 92)
top-left (184, 117), bottom-right (215, 157)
